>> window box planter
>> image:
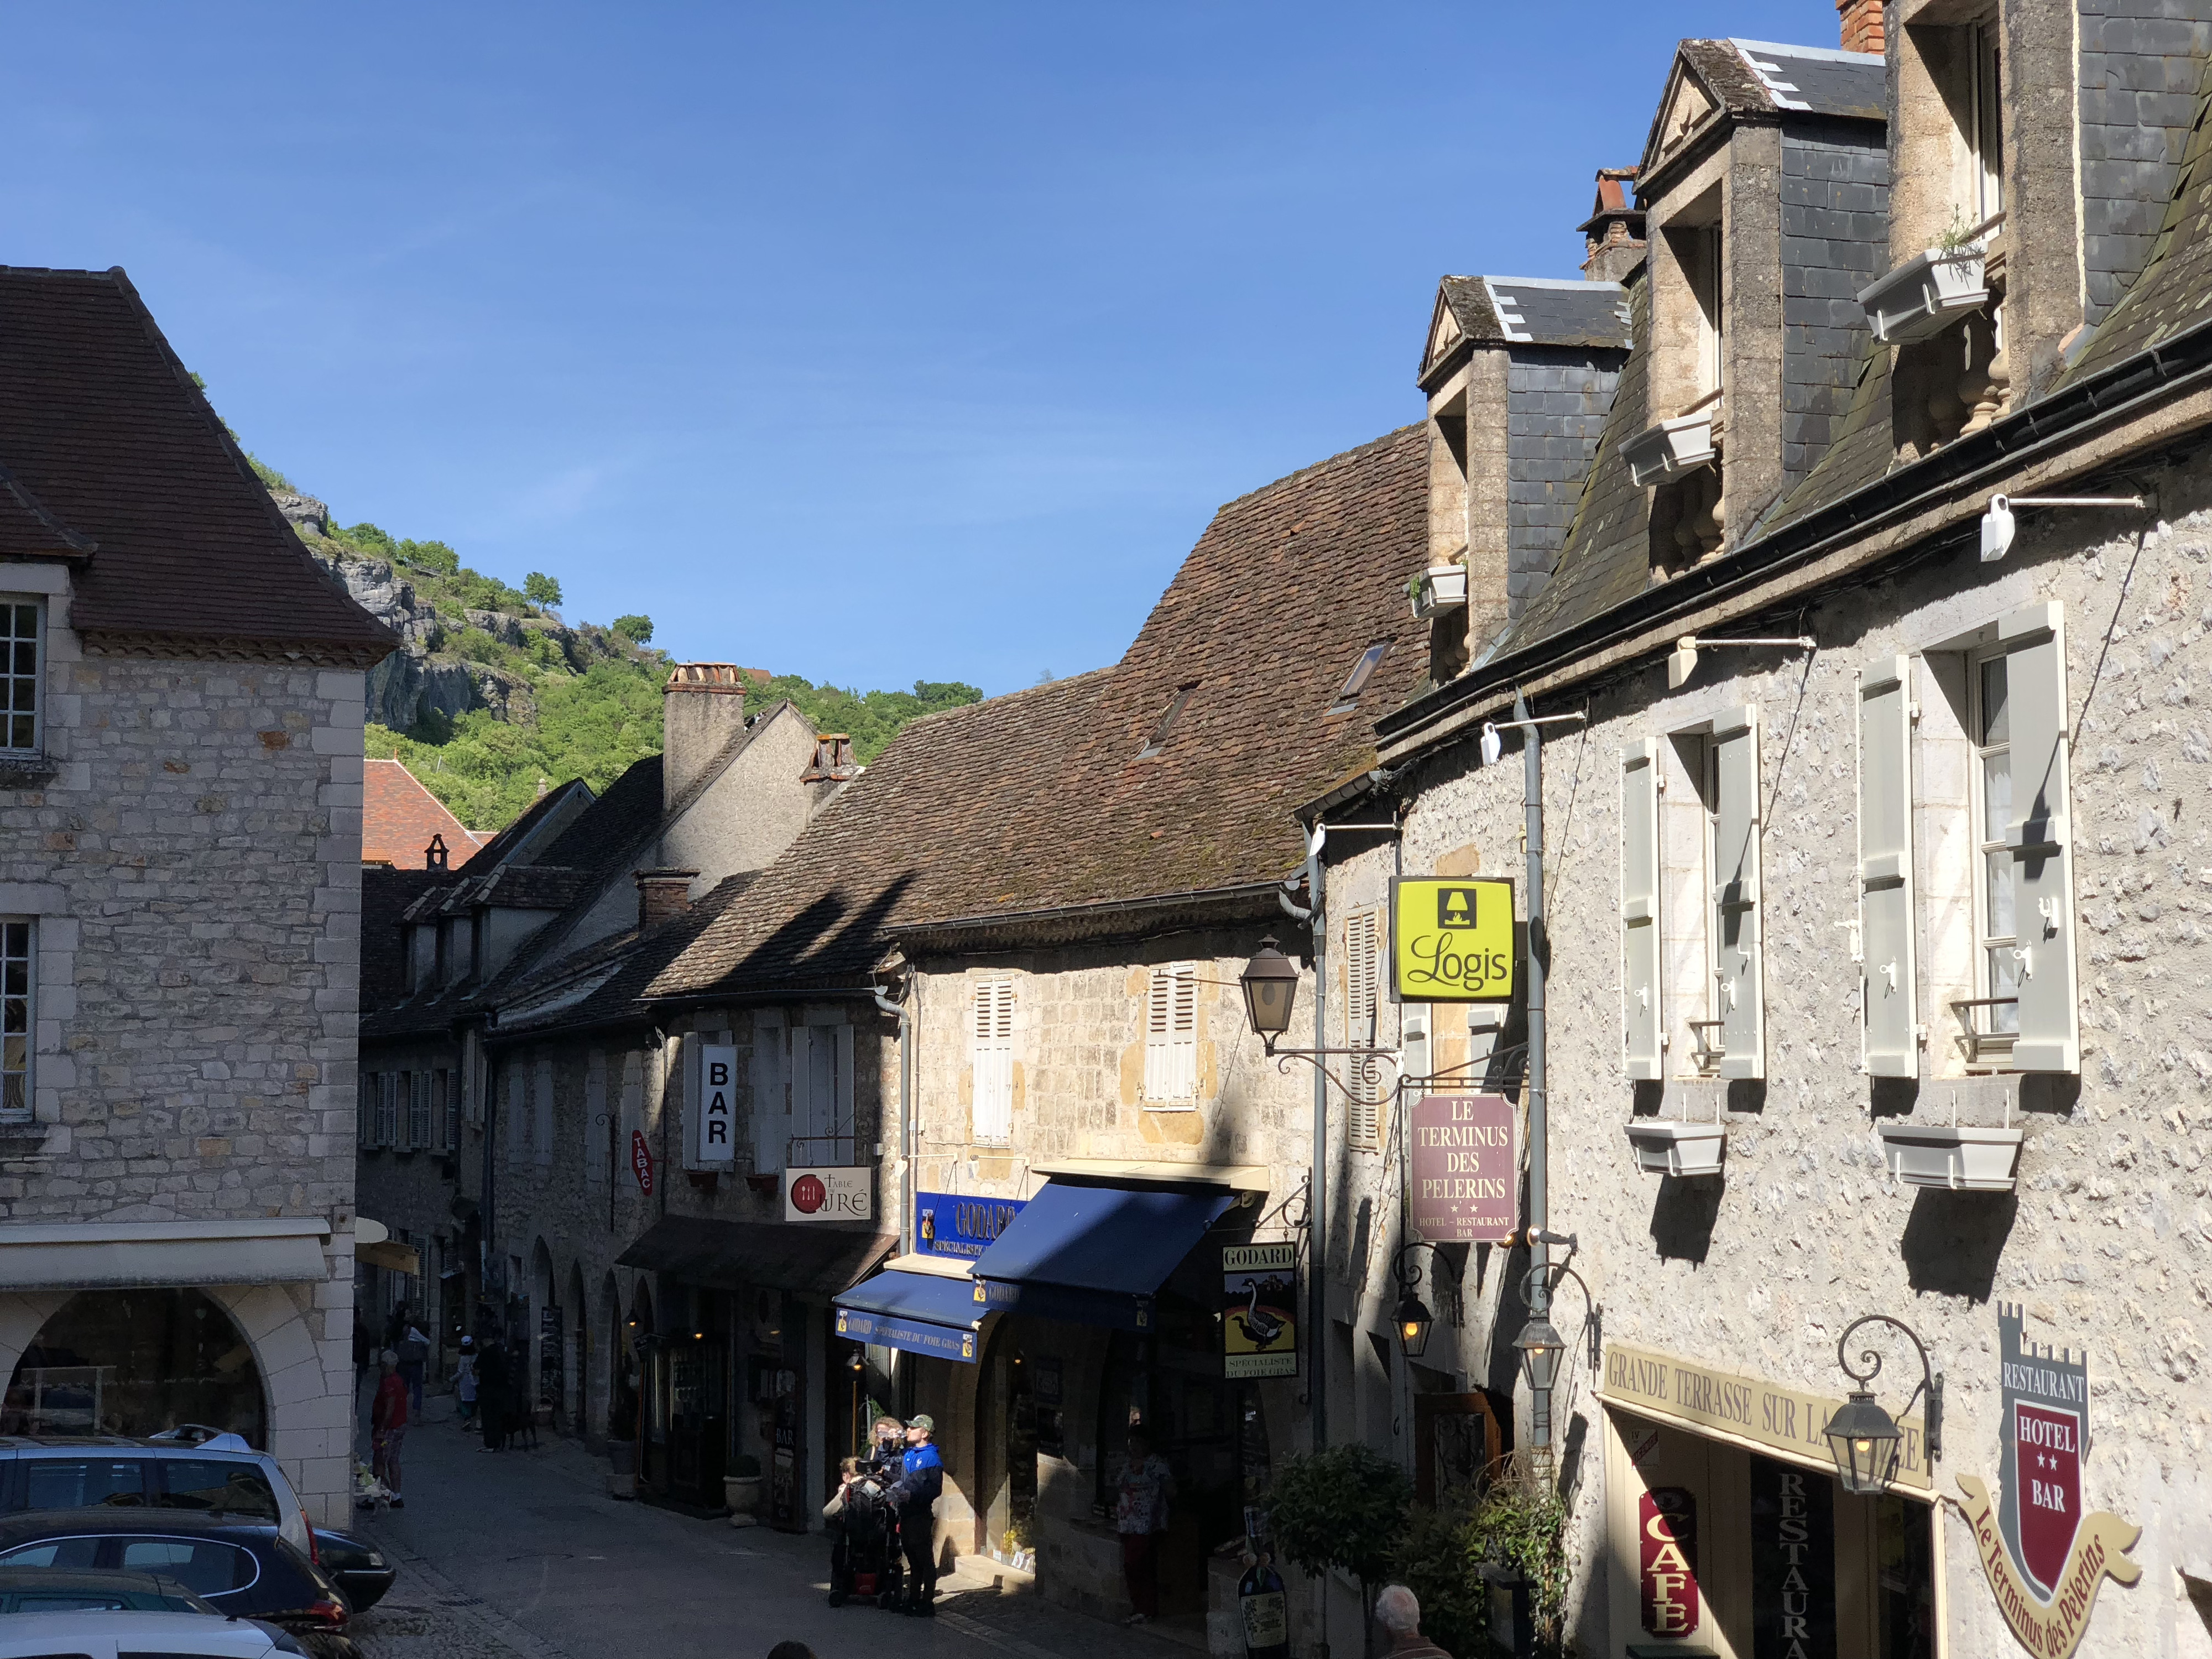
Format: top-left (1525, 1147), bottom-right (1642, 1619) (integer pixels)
top-left (1623, 408), bottom-right (1717, 488)
top-left (1876, 1122), bottom-right (2022, 1192)
top-left (1408, 564), bottom-right (1468, 620)
top-left (1856, 248), bottom-right (1989, 346)
top-left (1625, 1119), bottom-right (1726, 1178)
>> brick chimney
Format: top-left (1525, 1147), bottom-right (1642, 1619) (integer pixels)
top-left (634, 868), bottom-right (700, 931)
top-left (662, 663), bottom-right (748, 812)
top-left (1579, 167), bottom-right (1647, 283)
top-left (1838, 0), bottom-right (1884, 55)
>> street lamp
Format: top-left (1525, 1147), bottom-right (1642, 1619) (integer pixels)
top-left (1394, 1290), bottom-right (1434, 1359)
top-left (1514, 1314), bottom-right (1568, 1394)
top-left (1824, 1313), bottom-right (1942, 1496)
top-left (1239, 937), bottom-right (1301, 1047)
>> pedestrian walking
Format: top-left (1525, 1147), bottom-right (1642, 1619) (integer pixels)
top-left (455, 1335), bottom-right (478, 1427)
top-left (888, 1414), bottom-right (944, 1616)
top-left (368, 1351), bottom-right (408, 1509)
top-left (397, 1320), bottom-right (430, 1413)
top-left (1114, 1427), bottom-right (1175, 1625)
top-left (1374, 1585), bottom-right (1453, 1659)
top-left (476, 1338), bottom-right (508, 1453)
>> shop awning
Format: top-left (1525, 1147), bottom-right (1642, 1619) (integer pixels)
top-left (834, 1269), bottom-right (985, 1364)
top-left (970, 1180), bottom-right (1236, 1331)
top-left (0, 1219), bottom-right (331, 1291)
top-left (616, 1215), bottom-right (895, 1296)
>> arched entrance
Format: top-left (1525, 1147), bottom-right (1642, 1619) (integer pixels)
top-left (3, 1289), bottom-right (267, 1446)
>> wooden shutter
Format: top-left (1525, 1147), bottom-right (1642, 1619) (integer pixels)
top-left (1344, 912), bottom-right (1381, 1147)
top-left (1143, 964), bottom-right (1198, 1104)
top-left (1712, 707), bottom-right (1765, 1079)
top-left (2000, 603), bottom-right (2079, 1072)
top-left (379, 1073), bottom-right (400, 1149)
top-left (1858, 656), bottom-right (1919, 1076)
top-left (750, 1013), bottom-right (786, 1172)
top-left (1621, 738), bottom-right (1663, 1079)
top-left (973, 979), bottom-right (1015, 1145)
top-left (409, 1072), bottom-right (431, 1150)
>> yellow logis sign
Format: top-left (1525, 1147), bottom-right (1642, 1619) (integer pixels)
top-left (1391, 876), bottom-right (1516, 1003)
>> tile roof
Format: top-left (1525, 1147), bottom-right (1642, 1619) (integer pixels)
top-left (363, 759), bottom-right (482, 870)
top-left (650, 426), bottom-right (1429, 998)
top-left (0, 267), bottom-right (396, 665)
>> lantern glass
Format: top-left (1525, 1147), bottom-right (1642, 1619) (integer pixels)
top-left (1239, 939), bottom-right (1301, 1040)
top-left (1393, 1292), bottom-right (1433, 1359)
top-left (1823, 1390), bottom-right (1903, 1496)
top-left (1514, 1315), bottom-right (1567, 1394)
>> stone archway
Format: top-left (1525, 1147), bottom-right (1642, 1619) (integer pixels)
top-left (3, 1287), bottom-right (268, 1445)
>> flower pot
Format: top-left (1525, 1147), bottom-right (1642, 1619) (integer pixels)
top-left (724, 1474), bottom-right (765, 1516)
top-left (1410, 565), bottom-right (1468, 620)
top-left (1623, 409), bottom-right (1718, 488)
top-left (1625, 1119), bottom-right (1727, 1177)
top-left (1876, 1122), bottom-right (2022, 1192)
top-left (1856, 248), bottom-right (1990, 345)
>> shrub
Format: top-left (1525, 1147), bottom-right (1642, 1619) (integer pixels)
top-left (1265, 1444), bottom-right (1412, 1650)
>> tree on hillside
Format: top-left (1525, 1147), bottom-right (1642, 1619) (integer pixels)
top-left (613, 614), bottom-right (654, 644)
top-left (524, 572), bottom-right (563, 608)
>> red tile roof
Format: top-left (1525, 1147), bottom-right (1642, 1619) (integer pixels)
top-left (364, 759), bottom-right (482, 869)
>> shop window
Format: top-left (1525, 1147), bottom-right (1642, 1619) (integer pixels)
top-left (2, 1288), bottom-right (267, 1446)
top-left (749, 1011), bottom-right (787, 1173)
top-left (1141, 964), bottom-right (1198, 1107)
top-left (791, 1021), bottom-right (854, 1167)
top-left (1342, 910), bottom-right (1383, 1149)
top-left (972, 978), bottom-right (1015, 1146)
top-left (0, 601), bottom-right (42, 754)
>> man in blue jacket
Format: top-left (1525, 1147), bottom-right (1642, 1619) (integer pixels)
top-left (888, 1413), bottom-right (944, 1615)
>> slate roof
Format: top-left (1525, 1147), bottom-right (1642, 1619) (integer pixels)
top-left (0, 267), bottom-right (395, 665)
top-left (364, 759), bottom-right (481, 869)
top-left (1728, 40), bottom-right (1886, 121)
top-left (650, 425), bottom-right (1429, 998)
top-left (1432, 278), bottom-right (1632, 357)
top-left (362, 868), bottom-right (461, 1006)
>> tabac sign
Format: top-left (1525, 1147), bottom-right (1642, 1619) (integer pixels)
top-left (1957, 1306), bottom-right (2140, 1658)
top-left (1391, 877), bottom-right (1515, 1003)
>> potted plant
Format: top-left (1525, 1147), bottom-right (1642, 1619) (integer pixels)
top-left (1408, 564), bottom-right (1469, 621)
top-left (1265, 1444), bottom-right (1412, 1656)
top-left (1622, 398), bottom-right (1719, 488)
top-left (724, 1452), bottom-right (765, 1526)
top-left (1856, 211), bottom-right (1992, 345)
top-left (1876, 1121), bottom-right (2022, 1192)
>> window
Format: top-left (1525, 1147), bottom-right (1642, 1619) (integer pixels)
top-left (0, 602), bottom-right (40, 754)
top-left (1687, 223), bottom-right (1724, 396)
top-left (1707, 709), bottom-right (1765, 1079)
top-left (374, 1073), bottom-right (399, 1149)
top-left (21, 1460), bottom-right (145, 1510)
top-left (790, 1022), bottom-right (854, 1166)
top-left (750, 1012), bottom-right (786, 1174)
top-left (408, 1071), bottom-right (432, 1150)
top-left (0, 918), bottom-right (31, 1124)
top-left (114, 1535), bottom-right (256, 1596)
top-left (1970, 647), bottom-right (2019, 1050)
top-left (1136, 684), bottom-right (1198, 760)
top-left (1343, 911), bottom-right (1382, 1149)
top-left (437, 1069), bottom-right (457, 1151)
top-left (1968, 21), bottom-right (2002, 222)
top-left (154, 1460), bottom-right (279, 1523)
top-left (972, 978), bottom-right (1015, 1146)
top-left (0, 1538), bottom-right (100, 1570)
top-left (1327, 643), bottom-right (1389, 715)
top-left (583, 1056), bottom-right (607, 1189)
top-left (1141, 963), bottom-right (1198, 1107)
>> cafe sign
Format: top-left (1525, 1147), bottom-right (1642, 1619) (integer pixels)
top-left (1956, 1305), bottom-right (2139, 1659)
top-left (1408, 1094), bottom-right (1517, 1240)
top-left (1390, 877), bottom-right (1515, 1002)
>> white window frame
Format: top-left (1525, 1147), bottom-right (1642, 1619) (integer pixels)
top-left (972, 978), bottom-right (1016, 1147)
top-left (1343, 911), bottom-right (1383, 1149)
top-left (1141, 962), bottom-right (1199, 1108)
top-left (1689, 223), bottom-right (1724, 397)
top-left (1968, 19), bottom-right (2003, 222)
top-left (0, 599), bottom-right (43, 758)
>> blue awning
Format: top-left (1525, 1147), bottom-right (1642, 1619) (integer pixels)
top-left (833, 1270), bottom-right (984, 1364)
top-left (971, 1181), bottom-right (1237, 1331)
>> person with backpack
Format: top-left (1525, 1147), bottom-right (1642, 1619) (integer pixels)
top-left (887, 1415), bottom-right (944, 1616)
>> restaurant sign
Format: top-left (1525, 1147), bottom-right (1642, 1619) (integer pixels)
top-left (1638, 1487), bottom-right (1699, 1640)
top-left (1408, 1094), bottom-right (1517, 1240)
top-left (1601, 1343), bottom-right (1931, 1492)
top-left (1956, 1305), bottom-right (2139, 1659)
top-left (1220, 1243), bottom-right (1298, 1379)
top-left (785, 1166), bottom-right (873, 1222)
top-left (1390, 876), bottom-right (1516, 1002)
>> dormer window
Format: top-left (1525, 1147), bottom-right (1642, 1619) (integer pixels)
top-left (1327, 643), bottom-right (1388, 715)
top-left (1136, 682), bottom-right (1197, 759)
top-left (1685, 222), bottom-right (1723, 396)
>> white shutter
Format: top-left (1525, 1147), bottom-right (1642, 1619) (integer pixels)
top-left (792, 1025), bottom-right (846, 1165)
top-left (1858, 655), bottom-right (1919, 1076)
top-left (1345, 912), bottom-right (1381, 1148)
top-left (750, 1013), bottom-right (786, 1173)
top-left (1142, 963), bottom-right (1198, 1106)
top-left (2000, 603), bottom-right (2079, 1072)
top-left (834, 1022), bottom-right (855, 1164)
top-left (973, 979), bottom-right (1015, 1145)
top-left (1712, 706), bottom-right (1765, 1079)
top-left (1621, 738), bottom-right (1663, 1079)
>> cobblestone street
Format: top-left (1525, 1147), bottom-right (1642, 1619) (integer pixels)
top-left (348, 1410), bottom-right (1202, 1659)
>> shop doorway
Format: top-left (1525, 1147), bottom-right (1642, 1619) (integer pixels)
top-left (974, 1326), bottom-right (1037, 1567)
top-left (664, 1286), bottom-right (728, 1510)
top-left (4, 1290), bottom-right (267, 1445)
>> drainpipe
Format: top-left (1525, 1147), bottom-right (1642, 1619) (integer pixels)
top-left (1518, 690), bottom-right (1553, 1453)
top-left (871, 977), bottom-right (914, 1256)
top-left (1305, 821), bottom-right (1328, 1459)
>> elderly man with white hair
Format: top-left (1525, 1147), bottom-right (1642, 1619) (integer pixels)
top-left (1374, 1584), bottom-right (1453, 1659)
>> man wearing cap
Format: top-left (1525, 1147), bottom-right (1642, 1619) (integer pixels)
top-left (888, 1415), bottom-right (944, 1615)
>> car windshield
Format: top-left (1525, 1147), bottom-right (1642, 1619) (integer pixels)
top-left (21, 1458), bottom-right (148, 1510)
top-left (153, 1460), bottom-right (278, 1522)
top-left (114, 1536), bottom-right (253, 1596)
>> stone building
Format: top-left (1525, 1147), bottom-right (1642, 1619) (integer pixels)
top-left (0, 265), bottom-right (392, 1524)
top-left (1316, 9), bottom-right (2212, 1657)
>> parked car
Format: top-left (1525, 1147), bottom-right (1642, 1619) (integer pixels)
top-left (0, 1563), bottom-right (213, 1613)
top-left (0, 1609), bottom-right (310, 1657)
top-left (0, 1511), bottom-right (353, 1658)
top-left (0, 1434), bottom-right (315, 1561)
top-left (301, 1526), bottom-right (392, 1613)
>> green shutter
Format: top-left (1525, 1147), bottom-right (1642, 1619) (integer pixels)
top-left (2001, 603), bottom-right (2079, 1072)
top-left (1858, 655), bottom-right (1918, 1077)
top-left (1713, 707), bottom-right (1764, 1079)
top-left (1621, 738), bottom-right (1663, 1080)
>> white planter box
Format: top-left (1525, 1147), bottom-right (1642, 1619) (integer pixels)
top-left (1410, 565), bottom-right (1468, 621)
top-left (1876, 1122), bottom-right (2022, 1192)
top-left (1625, 1119), bottom-right (1726, 1178)
top-left (1856, 248), bottom-right (1990, 346)
top-left (1623, 410), bottom-right (1717, 488)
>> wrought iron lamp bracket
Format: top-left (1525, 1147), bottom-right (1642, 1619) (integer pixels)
top-left (1836, 1313), bottom-right (1944, 1461)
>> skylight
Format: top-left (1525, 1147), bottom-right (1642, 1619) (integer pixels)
top-left (1137, 681), bottom-right (1198, 759)
top-left (1327, 642), bottom-right (1389, 714)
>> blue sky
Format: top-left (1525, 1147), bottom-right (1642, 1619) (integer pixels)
top-left (5, 3), bottom-right (1838, 696)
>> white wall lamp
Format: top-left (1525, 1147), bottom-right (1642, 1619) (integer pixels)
top-left (1979, 492), bottom-right (2149, 563)
top-left (1666, 634), bottom-right (1816, 691)
top-left (1479, 710), bottom-right (1587, 765)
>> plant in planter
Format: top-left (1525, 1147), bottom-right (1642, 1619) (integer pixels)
top-left (1468, 1452), bottom-right (1572, 1659)
top-left (1856, 207), bottom-right (1991, 346)
top-left (1265, 1444), bottom-right (1412, 1656)
top-left (1389, 1499), bottom-right (1489, 1659)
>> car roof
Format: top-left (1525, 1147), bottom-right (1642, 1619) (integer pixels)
top-left (0, 1436), bottom-right (266, 1458)
top-left (0, 1508), bottom-right (278, 1541)
top-left (0, 1609), bottom-right (278, 1656)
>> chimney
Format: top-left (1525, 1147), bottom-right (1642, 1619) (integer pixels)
top-left (1580, 167), bottom-right (1647, 284)
top-left (801, 733), bottom-right (860, 815)
top-left (662, 663), bottom-right (748, 812)
top-left (1838, 0), bottom-right (1884, 55)
top-left (425, 833), bottom-right (449, 871)
top-left (634, 868), bottom-right (700, 932)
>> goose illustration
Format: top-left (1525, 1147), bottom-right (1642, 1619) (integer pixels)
top-left (1229, 1281), bottom-right (1287, 1349)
